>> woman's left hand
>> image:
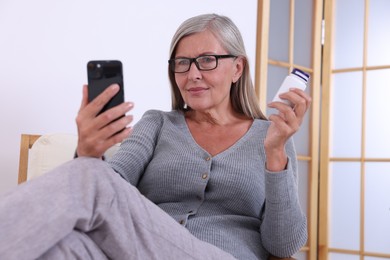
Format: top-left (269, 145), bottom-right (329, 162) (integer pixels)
top-left (265, 88), bottom-right (311, 171)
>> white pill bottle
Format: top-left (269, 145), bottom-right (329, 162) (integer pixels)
top-left (272, 68), bottom-right (310, 106)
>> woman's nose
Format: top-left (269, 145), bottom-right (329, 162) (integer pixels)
top-left (187, 62), bottom-right (202, 80)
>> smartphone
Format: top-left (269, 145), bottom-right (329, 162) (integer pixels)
top-left (87, 60), bottom-right (124, 115)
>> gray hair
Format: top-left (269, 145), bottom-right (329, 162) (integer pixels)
top-left (168, 13), bottom-right (266, 119)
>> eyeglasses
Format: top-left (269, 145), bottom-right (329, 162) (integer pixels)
top-left (168, 54), bottom-right (237, 73)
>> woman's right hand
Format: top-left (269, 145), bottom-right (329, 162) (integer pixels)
top-left (75, 84), bottom-right (134, 158)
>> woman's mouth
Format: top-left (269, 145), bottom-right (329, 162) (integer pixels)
top-left (187, 87), bottom-right (208, 94)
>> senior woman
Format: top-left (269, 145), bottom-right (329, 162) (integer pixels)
top-left (0, 14), bottom-right (309, 260)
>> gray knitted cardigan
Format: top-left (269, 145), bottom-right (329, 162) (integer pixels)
top-left (109, 110), bottom-right (307, 259)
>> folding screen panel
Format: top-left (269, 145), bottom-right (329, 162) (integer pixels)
top-left (320, 0), bottom-right (390, 259)
top-left (255, 1), bottom-right (323, 259)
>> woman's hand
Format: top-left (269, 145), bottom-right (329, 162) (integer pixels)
top-left (75, 84), bottom-right (134, 158)
top-left (265, 88), bottom-right (311, 171)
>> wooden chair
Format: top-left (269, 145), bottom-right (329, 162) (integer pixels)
top-left (18, 134), bottom-right (41, 184)
top-left (18, 133), bottom-right (119, 184)
top-left (18, 133), bottom-right (80, 183)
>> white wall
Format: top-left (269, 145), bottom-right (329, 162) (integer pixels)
top-left (0, 0), bottom-right (257, 194)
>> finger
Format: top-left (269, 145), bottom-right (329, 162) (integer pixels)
top-left (268, 100), bottom-right (294, 115)
top-left (275, 103), bottom-right (302, 130)
top-left (277, 90), bottom-right (310, 118)
top-left (76, 119), bottom-right (132, 158)
top-left (101, 115), bottom-right (134, 140)
top-left (269, 113), bottom-right (300, 140)
top-left (268, 103), bottom-right (301, 133)
top-left (96, 116), bottom-right (133, 147)
top-left (79, 84), bottom-right (89, 111)
top-left (289, 89), bottom-right (312, 108)
top-left (290, 90), bottom-right (311, 118)
top-left (104, 127), bottom-right (133, 150)
top-left (268, 113), bottom-right (288, 127)
top-left (275, 108), bottom-right (296, 127)
top-left (85, 84), bottom-right (121, 117)
top-left (95, 102), bottom-right (134, 130)
top-left (277, 91), bottom-right (301, 107)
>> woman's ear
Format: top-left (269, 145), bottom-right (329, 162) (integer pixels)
top-left (232, 56), bottom-right (245, 83)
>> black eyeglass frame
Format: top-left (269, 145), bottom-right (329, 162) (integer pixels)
top-left (168, 54), bottom-right (237, 73)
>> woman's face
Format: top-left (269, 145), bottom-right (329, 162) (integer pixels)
top-left (174, 30), bottom-right (243, 113)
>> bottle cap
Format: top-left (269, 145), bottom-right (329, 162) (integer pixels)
top-left (292, 68), bottom-right (310, 83)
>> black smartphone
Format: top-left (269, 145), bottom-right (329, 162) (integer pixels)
top-left (87, 60), bottom-right (124, 115)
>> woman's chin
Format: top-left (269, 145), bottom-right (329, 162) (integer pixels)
top-left (186, 104), bottom-right (212, 112)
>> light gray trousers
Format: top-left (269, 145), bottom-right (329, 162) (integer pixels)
top-left (0, 158), bottom-right (236, 260)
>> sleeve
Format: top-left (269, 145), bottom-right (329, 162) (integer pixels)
top-left (260, 137), bottom-right (308, 258)
top-left (108, 110), bottom-right (164, 186)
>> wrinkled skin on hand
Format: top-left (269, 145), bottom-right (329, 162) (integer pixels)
top-left (265, 88), bottom-right (311, 172)
top-left (75, 84), bottom-right (134, 158)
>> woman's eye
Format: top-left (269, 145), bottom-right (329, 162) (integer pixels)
top-left (199, 56), bottom-right (215, 63)
top-left (177, 59), bottom-right (190, 66)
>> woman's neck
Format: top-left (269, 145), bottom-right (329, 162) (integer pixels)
top-left (185, 108), bottom-right (250, 126)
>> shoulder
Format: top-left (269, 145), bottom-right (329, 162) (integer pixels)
top-left (251, 118), bottom-right (271, 136)
top-left (253, 117), bottom-right (270, 127)
top-left (135, 110), bottom-right (184, 130)
top-left (139, 110), bottom-right (183, 124)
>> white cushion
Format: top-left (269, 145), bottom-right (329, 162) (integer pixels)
top-left (28, 134), bottom-right (120, 180)
top-left (28, 134), bottom-right (78, 180)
